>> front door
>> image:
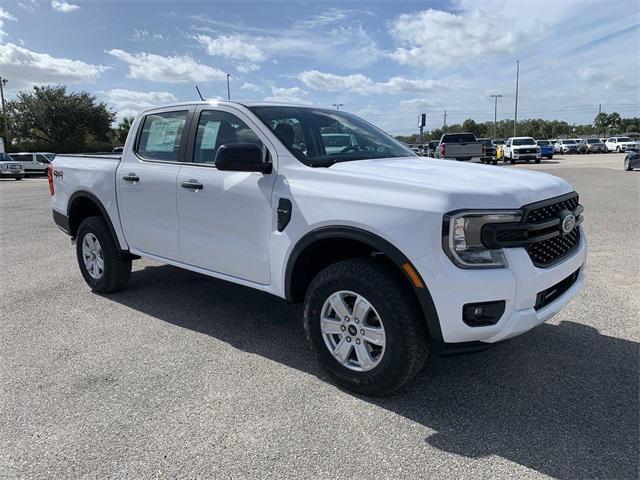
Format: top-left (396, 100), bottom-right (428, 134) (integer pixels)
top-left (117, 108), bottom-right (188, 260)
top-left (177, 107), bottom-right (276, 284)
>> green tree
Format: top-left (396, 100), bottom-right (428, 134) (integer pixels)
top-left (114, 116), bottom-right (134, 145)
top-left (7, 85), bottom-right (115, 153)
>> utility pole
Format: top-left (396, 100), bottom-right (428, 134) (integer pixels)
top-left (490, 94), bottom-right (503, 139)
top-left (443, 110), bottom-right (447, 132)
top-left (332, 103), bottom-right (343, 110)
top-left (226, 73), bottom-right (231, 100)
top-left (598, 103), bottom-right (604, 138)
top-left (0, 76), bottom-right (8, 146)
top-left (513, 60), bottom-right (519, 137)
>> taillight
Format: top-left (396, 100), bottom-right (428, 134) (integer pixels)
top-left (47, 165), bottom-right (54, 196)
top-left (440, 143), bottom-right (446, 156)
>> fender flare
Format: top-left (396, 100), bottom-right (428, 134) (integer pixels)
top-left (284, 226), bottom-right (443, 342)
top-left (67, 190), bottom-right (125, 252)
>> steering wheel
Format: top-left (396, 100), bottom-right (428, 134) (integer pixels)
top-left (339, 145), bottom-right (360, 154)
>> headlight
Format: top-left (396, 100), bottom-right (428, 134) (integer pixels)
top-left (443, 210), bottom-right (522, 268)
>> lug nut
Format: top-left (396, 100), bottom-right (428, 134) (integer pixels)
top-left (356, 339), bottom-right (361, 344)
top-left (354, 318), bottom-right (359, 323)
top-left (340, 325), bottom-right (346, 331)
top-left (345, 316), bottom-right (350, 322)
top-left (346, 337), bottom-right (352, 342)
top-left (360, 329), bottom-right (365, 335)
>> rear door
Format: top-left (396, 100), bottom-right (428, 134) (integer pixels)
top-left (117, 108), bottom-right (191, 260)
top-left (176, 105), bottom-right (276, 284)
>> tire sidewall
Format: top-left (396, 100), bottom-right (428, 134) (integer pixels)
top-left (76, 217), bottom-right (120, 292)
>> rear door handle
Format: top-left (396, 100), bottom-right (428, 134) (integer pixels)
top-left (122, 173), bottom-right (139, 182)
top-left (181, 180), bottom-right (203, 190)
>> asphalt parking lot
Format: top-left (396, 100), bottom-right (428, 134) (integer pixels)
top-left (1, 153), bottom-right (638, 479)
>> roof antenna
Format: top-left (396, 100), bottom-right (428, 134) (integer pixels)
top-left (195, 84), bottom-right (205, 101)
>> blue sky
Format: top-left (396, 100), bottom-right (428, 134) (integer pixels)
top-left (1, 0), bottom-right (638, 135)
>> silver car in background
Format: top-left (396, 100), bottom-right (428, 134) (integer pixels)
top-left (0, 153), bottom-right (25, 180)
top-left (8, 152), bottom-right (55, 175)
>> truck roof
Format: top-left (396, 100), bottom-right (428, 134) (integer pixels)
top-left (137, 100), bottom-right (338, 116)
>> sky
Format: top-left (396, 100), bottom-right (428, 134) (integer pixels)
top-left (0, 0), bottom-right (638, 135)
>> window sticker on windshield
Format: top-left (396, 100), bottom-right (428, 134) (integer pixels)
top-left (146, 117), bottom-right (183, 152)
top-left (200, 121), bottom-right (221, 149)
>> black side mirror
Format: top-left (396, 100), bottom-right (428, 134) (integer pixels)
top-left (215, 143), bottom-right (272, 174)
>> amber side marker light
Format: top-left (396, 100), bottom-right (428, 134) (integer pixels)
top-left (401, 263), bottom-right (424, 289)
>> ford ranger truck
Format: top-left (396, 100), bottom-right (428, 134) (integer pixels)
top-left (49, 101), bottom-right (587, 396)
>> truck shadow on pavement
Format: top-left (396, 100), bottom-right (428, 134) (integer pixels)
top-left (108, 263), bottom-right (638, 480)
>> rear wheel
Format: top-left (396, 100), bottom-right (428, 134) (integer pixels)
top-left (303, 258), bottom-right (429, 396)
top-left (76, 216), bottom-right (131, 293)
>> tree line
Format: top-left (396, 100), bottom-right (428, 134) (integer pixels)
top-left (1, 85), bottom-right (133, 153)
top-left (395, 114), bottom-right (639, 144)
top-left (1, 85), bottom-right (638, 152)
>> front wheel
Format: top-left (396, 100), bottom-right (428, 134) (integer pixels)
top-left (624, 157), bottom-right (632, 171)
top-left (76, 216), bottom-right (132, 293)
top-left (14, 176), bottom-right (23, 180)
top-left (535, 158), bottom-right (541, 164)
top-left (303, 258), bottom-right (429, 396)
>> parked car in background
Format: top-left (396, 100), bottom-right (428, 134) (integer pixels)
top-left (0, 152), bottom-right (25, 180)
top-left (8, 152), bottom-right (55, 175)
top-left (496, 144), bottom-right (504, 162)
top-left (321, 133), bottom-right (360, 155)
top-left (48, 100), bottom-right (587, 395)
top-left (426, 140), bottom-right (439, 157)
top-left (606, 136), bottom-right (638, 153)
top-left (503, 137), bottom-right (541, 164)
top-left (536, 140), bottom-right (554, 159)
top-left (477, 138), bottom-right (497, 165)
top-left (579, 138), bottom-right (607, 153)
top-left (624, 151), bottom-right (640, 171)
top-left (436, 132), bottom-right (483, 161)
top-left (554, 139), bottom-right (580, 154)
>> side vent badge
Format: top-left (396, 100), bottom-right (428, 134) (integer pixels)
top-left (277, 198), bottom-right (292, 232)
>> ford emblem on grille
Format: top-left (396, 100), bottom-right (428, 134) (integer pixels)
top-left (560, 211), bottom-right (576, 234)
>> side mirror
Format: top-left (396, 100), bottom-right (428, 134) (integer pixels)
top-left (215, 143), bottom-right (272, 174)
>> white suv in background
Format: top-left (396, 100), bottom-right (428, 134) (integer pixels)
top-left (8, 152), bottom-right (55, 175)
top-left (503, 137), bottom-right (541, 164)
top-left (605, 137), bottom-right (638, 153)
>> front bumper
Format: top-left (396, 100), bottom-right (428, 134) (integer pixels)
top-left (413, 226), bottom-right (587, 344)
top-left (513, 153), bottom-right (541, 160)
top-left (0, 170), bottom-right (24, 177)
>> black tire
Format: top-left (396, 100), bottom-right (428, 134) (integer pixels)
top-left (510, 157), bottom-right (516, 164)
top-left (14, 176), bottom-right (23, 180)
top-left (492, 160), bottom-right (498, 165)
top-left (624, 157), bottom-right (632, 171)
top-left (535, 158), bottom-right (541, 164)
top-left (303, 258), bottom-right (429, 396)
top-left (76, 216), bottom-right (131, 293)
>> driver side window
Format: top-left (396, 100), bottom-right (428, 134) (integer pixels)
top-left (194, 110), bottom-right (263, 164)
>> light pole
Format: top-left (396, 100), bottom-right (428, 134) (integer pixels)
top-left (332, 103), bottom-right (343, 110)
top-left (490, 94), bottom-right (502, 139)
top-left (226, 74), bottom-right (231, 100)
top-left (0, 77), bottom-right (8, 145)
top-left (513, 60), bottom-right (519, 137)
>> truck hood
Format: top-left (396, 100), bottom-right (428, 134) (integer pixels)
top-left (329, 157), bottom-right (573, 209)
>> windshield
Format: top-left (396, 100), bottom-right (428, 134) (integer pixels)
top-left (563, 139), bottom-right (577, 144)
top-left (537, 140), bottom-right (550, 146)
top-left (43, 153), bottom-right (56, 161)
top-left (478, 139), bottom-right (493, 146)
top-left (587, 139), bottom-right (601, 144)
top-left (0, 153), bottom-right (13, 161)
top-left (513, 138), bottom-right (536, 145)
top-left (617, 137), bottom-right (633, 142)
top-left (249, 106), bottom-right (415, 167)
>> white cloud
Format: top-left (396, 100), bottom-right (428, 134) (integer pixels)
top-left (101, 88), bottom-right (177, 121)
top-left (298, 70), bottom-right (449, 95)
top-left (194, 34), bottom-right (265, 62)
top-left (241, 82), bottom-right (262, 92)
top-left (265, 86), bottom-right (312, 105)
top-left (0, 6), bottom-right (17, 40)
top-left (389, 9), bottom-right (524, 67)
top-left (235, 62), bottom-right (260, 74)
top-left (0, 42), bottom-right (106, 91)
top-left (129, 29), bottom-right (165, 41)
top-left (106, 49), bottom-right (227, 83)
top-left (18, 1), bottom-right (39, 12)
top-left (51, 0), bottom-right (79, 13)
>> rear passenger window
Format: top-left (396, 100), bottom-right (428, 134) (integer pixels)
top-left (193, 110), bottom-right (263, 164)
top-left (11, 154), bottom-right (33, 163)
top-left (136, 111), bottom-right (187, 162)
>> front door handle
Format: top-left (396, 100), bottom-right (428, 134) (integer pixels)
top-left (181, 180), bottom-right (203, 190)
top-left (122, 173), bottom-right (139, 182)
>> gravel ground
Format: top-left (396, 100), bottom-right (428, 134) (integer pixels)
top-left (1, 153), bottom-right (638, 479)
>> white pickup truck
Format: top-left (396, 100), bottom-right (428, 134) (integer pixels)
top-left (50, 101), bottom-right (587, 395)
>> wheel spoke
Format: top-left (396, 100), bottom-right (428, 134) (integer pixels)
top-left (329, 293), bottom-right (350, 320)
top-left (96, 256), bottom-right (104, 269)
top-left (353, 295), bottom-right (371, 322)
top-left (82, 242), bottom-right (92, 258)
top-left (321, 317), bottom-right (343, 335)
top-left (361, 326), bottom-right (385, 346)
top-left (333, 338), bottom-right (353, 364)
top-left (92, 262), bottom-right (100, 278)
top-left (354, 343), bottom-right (374, 370)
